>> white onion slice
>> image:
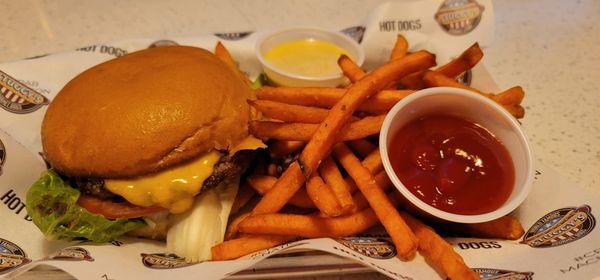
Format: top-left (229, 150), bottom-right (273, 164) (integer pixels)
top-left (166, 177), bottom-right (239, 262)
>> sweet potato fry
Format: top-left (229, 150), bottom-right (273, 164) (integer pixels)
top-left (397, 71), bottom-right (427, 90)
top-left (374, 171), bottom-right (393, 191)
top-left (360, 90), bottom-right (415, 112)
top-left (239, 207), bottom-right (379, 238)
top-left (390, 34), bottom-right (409, 61)
top-left (351, 189), bottom-right (369, 212)
top-left (252, 162), bottom-right (306, 214)
top-left (436, 42), bottom-right (483, 78)
top-left (443, 216), bottom-right (525, 240)
top-left (422, 70), bottom-right (485, 94)
top-left (268, 140), bottom-right (305, 159)
top-left (225, 212), bottom-right (251, 240)
top-left (339, 53), bottom-right (409, 90)
top-left (338, 54), bottom-right (366, 82)
top-left (249, 115), bottom-right (385, 141)
top-left (495, 86), bottom-right (525, 105)
top-left (211, 234), bottom-right (295, 261)
top-left (344, 156), bottom-right (390, 195)
top-left (246, 175), bottom-right (278, 193)
top-left (496, 87), bottom-right (525, 118)
top-left (400, 42), bottom-right (483, 89)
top-left (215, 41), bottom-right (251, 85)
top-left (230, 183), bottom-right (255, 215)
top-left (306, 175), bottom-right (343, 217)
top-left (346, 139), bottom-right (377, 158)
top-left (248, 100), bottom-right (331, 124)
top-left (361, 148), bottom-right (383, 174)
top-left (333, 143), bottom-right (418, 260)
top-left (287, 191), bottom-right (316, 209)
top-left (503, 105), bottom-right (525, 119)
top-left (352, 171), bottom-right (393, 211)
top-left (252, 51), bottom-right (435, 215)
top-left (422, 71), bottom-right (525, 118)
top-left (319, 158), bottom-right (356, 213)
top-left (257, 86), bottom-right (345, 107)
top-left (257, 87), bottom-right (415, 113)
top-left (344, 177), bottom-right (359, 194)
top-left (215, 41), bottom-right (236, 69)
top-left (247, 175), bottom-right (314, 208)
top-left (399, 212), bottom-right (480, 280)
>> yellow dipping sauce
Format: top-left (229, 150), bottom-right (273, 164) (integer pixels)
top-left (265, 39), bottom-right (351, 77)
top-left (104, 151), bottom-right (221, 214)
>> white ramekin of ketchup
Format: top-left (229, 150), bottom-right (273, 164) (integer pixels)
top-left (380, 87), bottom-right (533, 223)
top-left (255, 27), bottom-right (364, 87)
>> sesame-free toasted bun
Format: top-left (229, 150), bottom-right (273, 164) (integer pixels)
top-left (42, 46), bottom-right (253, 178)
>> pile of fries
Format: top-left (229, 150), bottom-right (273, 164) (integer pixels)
top-left (211, 35), bottom-right (527, 279)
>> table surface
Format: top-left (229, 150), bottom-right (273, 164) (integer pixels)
top-left (3, 0), bottom-right (599, 279)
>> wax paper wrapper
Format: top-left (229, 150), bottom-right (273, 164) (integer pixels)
top-left (0, 1), bottom-right (598, 279)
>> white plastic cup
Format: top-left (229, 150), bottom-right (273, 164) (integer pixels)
top-left (255, 26), bottom-right (364, 87)
top-left (379, 87), bottom-right (534, 223)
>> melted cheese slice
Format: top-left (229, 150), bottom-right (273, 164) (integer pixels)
top-left (104, 151), bottom-right (221, 214)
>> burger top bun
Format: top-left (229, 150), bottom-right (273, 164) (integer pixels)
top-left (42, 46), bottom-right (253, 178)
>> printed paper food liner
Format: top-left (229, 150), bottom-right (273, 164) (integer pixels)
top-left (0, 1), bottom-right (598, 279)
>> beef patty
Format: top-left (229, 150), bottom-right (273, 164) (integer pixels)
top-left (67, 150), bottom-right (257, 202)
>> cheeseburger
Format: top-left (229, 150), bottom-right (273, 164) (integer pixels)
top-left (26, 46), bottom-right (263, 262)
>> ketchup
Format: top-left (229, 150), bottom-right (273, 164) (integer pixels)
top-left (388, 115), bottom-right (514, 215)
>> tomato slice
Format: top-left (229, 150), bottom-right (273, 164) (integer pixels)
top-left (77, 195), bottom-right (164, 219)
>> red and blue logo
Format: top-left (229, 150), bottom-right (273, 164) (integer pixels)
top-left (522, 205), bottom-right (595, 248)
top-left (0, 70), bottom-right (49, 114)
top-left (0, 238), bottom-right (30, 275)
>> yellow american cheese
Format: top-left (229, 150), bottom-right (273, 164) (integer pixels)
top-left (104, 151), bottom-right (221, 214)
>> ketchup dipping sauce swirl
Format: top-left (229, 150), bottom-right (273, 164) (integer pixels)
top-left (388, 115), bottom-right (515, 215)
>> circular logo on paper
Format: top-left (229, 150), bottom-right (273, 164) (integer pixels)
top-left (141, 253), bottom-right (194, 269)
top-left (0, 70), bottom-right (49, 114)
top-left (340, 26), bottom-right (366, 43)
top-left (214, 32), bottom-right (253, 41)
top-left (521, 205), bottom-right (595, 248)
top-left (435, 0), bottom-right (484, 35)
top-left (0, 238), bottom-right (31, 275)
top-left (474, 268), bottom-right (534, 280)
top-left (456, 69), bottom-right (472, 86)
top-left (335, 236), bottom-right (396, 259)
top-left (48, 247), bottom-right (94, 262)
top-left (148, 40), bottom-right (179, 48)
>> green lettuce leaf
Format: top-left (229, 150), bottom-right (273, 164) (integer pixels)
top-left (26, 170), bottom-right (143, 243)
top-left (251, 74), bottom-right (267, 90)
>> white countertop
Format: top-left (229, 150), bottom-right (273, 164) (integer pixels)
top-left (3, 0), bottom-right (599, 279)
top-left (3, 0), bottom-right (597, 193)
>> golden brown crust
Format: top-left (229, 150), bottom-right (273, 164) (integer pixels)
top-left (42, 46), bottom-right (253, 178)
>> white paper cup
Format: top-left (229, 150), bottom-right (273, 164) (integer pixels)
top-left (255, 27), bottom-right (364, 87)
top-left (379, 87), bottom-right (534, 223)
